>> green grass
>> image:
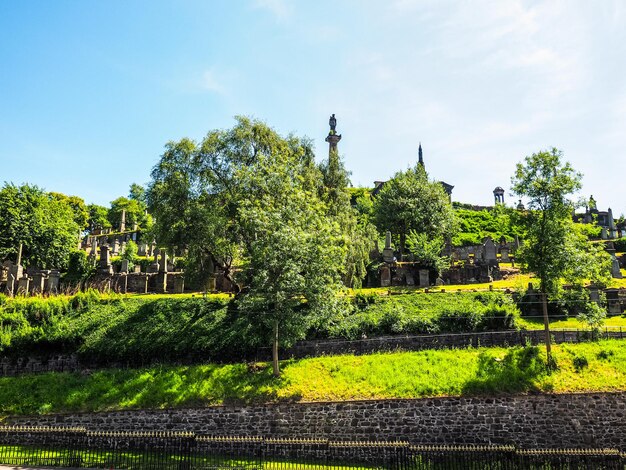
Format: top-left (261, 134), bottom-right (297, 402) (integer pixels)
top-left (517, 314), bottom-right (626, 330)
top-left (2, 340), bottom-right (626, 415)
top-left (0, 290), bottom-right (521, 363)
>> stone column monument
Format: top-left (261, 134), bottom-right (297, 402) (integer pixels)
top-left (325, 114), bottom-right (342, 156)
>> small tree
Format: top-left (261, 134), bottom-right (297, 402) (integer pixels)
top-left (373, 164), bottom-right (456, 259)
top-left (511, 148), bottom-right (609, 366)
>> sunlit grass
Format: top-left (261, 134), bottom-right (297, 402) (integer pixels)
top-left (2, 340), bottom-right (626, 415)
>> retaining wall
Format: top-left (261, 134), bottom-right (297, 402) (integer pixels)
top-left (5, 393), bottom-right (626, 450)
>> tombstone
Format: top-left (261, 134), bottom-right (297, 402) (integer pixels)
top-left (173, 276), bottom-right (185, 294)
top-left (500, 248), bottom-right (510, 262)
top-left (133, 264), bottom-right (142, 273)
top-left (46, 270), bottom-right (60, 294)
top-left (601, 227), bottom-right (608, 240)
top-left (132, 222), bottom-right (138, 232)
top-left (112, 239), bottom-right (120, 256)
top-left (17, 276), bottom-right (30, 295)
top-left (120, 241), bottom-right (127, 256)
top-left (132, 232), bottom-right (137, 241)
top-left (418, 269), bottom-right (430, 287)
top-left (99, 245), bottom-right (113, 274)
top-left (30, 272), bottom-right (45, 294)
top-left (120, 209), bottom-right (126, 232)
top-left (206, 275), bottom-right (217, 293)
top-left (458, 248), bottom-right (469, 261)
top-left (611, 255), bottom-right (623, 279)
top-left (90, 238), bottom-right (99, 259)
top-left (382, 231), bottom-right (395, 263)
top-left (606, 289), bottom-right (621, 315)
top-left (159, 249), bottom-right (168, 273)
top-left (405, 271), bottom-right (415, 286)
top-left (380, 266), bottom-right (391, 287)
top-left (435, 277), bottom-right (444, 286)
top-left (120, 259), bottom-right (130, 273)
top-left (138, 243), bottom-right (147, 256)
top-left (482, 237), bottom-right (497, 264)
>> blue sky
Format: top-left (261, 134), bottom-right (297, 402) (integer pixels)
top-left (1, 0), bottom-right (625, 215)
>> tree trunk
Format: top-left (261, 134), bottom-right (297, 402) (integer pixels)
top-left (272, 319), bottom-right (280, 377)
top-left (541, 291), bottom-right (553, 368)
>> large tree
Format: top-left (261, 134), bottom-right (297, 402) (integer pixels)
top-left (147, 117), bottom-right (349, 374)
top-left (318, 150), bottom-right (377, 288)
top-left (0, 183), bottom-right (80, 269)
top-left (373, 164), bottom-right (457, 259)
top-left (511, 148), bottom-right (610, 365)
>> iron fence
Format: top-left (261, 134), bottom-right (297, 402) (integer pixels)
top-left (0, 426), bottom-right (624, 469)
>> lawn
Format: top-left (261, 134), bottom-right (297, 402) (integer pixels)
top-left (1, 340), bottom-right (626, 415)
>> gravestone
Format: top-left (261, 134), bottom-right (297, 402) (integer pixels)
top-left (380, 266), bottom-right (391, 287)
top-left (99, 245), bottom-right (113, 274)
top-left (90, 238), bottom-right (98, 259)
top-left (158, 249), bottom-right (168, 273)
top-left (482, 237), bottom-right (497, 264)
top-left (458, 248), bottom-right (468, 261)
top-left (601, 227), bottom-right (608, 240)
top-left (46, 270), bottom-right (60, 294)
top-left (173, 276), bottom-right (185, 294)
top-left (31, 272), bottom-right (45, 294)
top-left (120, 259), bottom-right (130, 273)
top-left (405, 272), bottom-right (415, 286)
top-left (606, 289), bottom-right (621, 314)
top-left (500, 248), bottom-right (510, 262)
top-left (611, 255), bottom-right (623, 279)
top-left (17, 276), bottom-right (30, 295)
top-left (112, 239), bottom-right (120, 256)
top-left (382, 231), bottom-right (395, 263)
top-left (133, 264), bottom-right (141, 273)
top-left (120, 209), bottom-right (126, 232)
top-left (418, 269), bottom-right (429, 287)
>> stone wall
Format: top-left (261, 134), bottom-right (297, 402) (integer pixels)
top-left (5, 393), bottom-right (626, 449)
top-left (3, 329), bottom-right (626, 377)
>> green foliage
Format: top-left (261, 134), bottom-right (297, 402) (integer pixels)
top-left (128, 183), bottom-right (147, 204)
top-left (405, 231), bottom-right (449, 273)
top-left (122, 240), bottom-right (138, 260)
top-left (320, 291), bottom-right (520, 339)
top-left (0, 183), bottom-right (80, 269)
top-left (614, 238), bottom-right (626, 252)
top-left (49, 193), bottom-right (89, 230)
top-left (573, 222), bottom-right (602, 240)
top-left (319, 152), bottom-right (377, 289)
top-left (511, 148), bottom-right (586, 296)
top-left (86, 204), bottom-right (111, 232)
top-left (373, 164), bottom-right (457, 257)
top-left (108, 197), bottom-right (151, 231)
top-left (64, 250), bottom-right (95, 283)
top-left (452, 205), bottom-right (524, 246)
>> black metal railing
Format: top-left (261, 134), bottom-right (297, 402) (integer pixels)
top-left (1, 426), bottom-right (625, 469)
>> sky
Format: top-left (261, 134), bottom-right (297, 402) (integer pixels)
top-left (1, 0), bottom-right (625, 215)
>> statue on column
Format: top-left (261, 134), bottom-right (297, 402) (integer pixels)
top-left (329, 114), bottom-right (337, 132)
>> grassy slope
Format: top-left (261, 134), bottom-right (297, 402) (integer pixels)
top-left (1, 340), bottom-right (625, 416)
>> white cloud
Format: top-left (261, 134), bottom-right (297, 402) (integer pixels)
top-left (252, 0), bottom-right (293, 21)
top-left (201, 69), bottom-right (225, 94)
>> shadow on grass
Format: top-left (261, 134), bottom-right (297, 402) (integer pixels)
top-left (0, 360), bottom-right (303, 416)
top-left (461, 346), bottom-right (548, 395)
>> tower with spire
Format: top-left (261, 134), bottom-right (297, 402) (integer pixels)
top-left (418, 143), bottom-right (424, 169)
